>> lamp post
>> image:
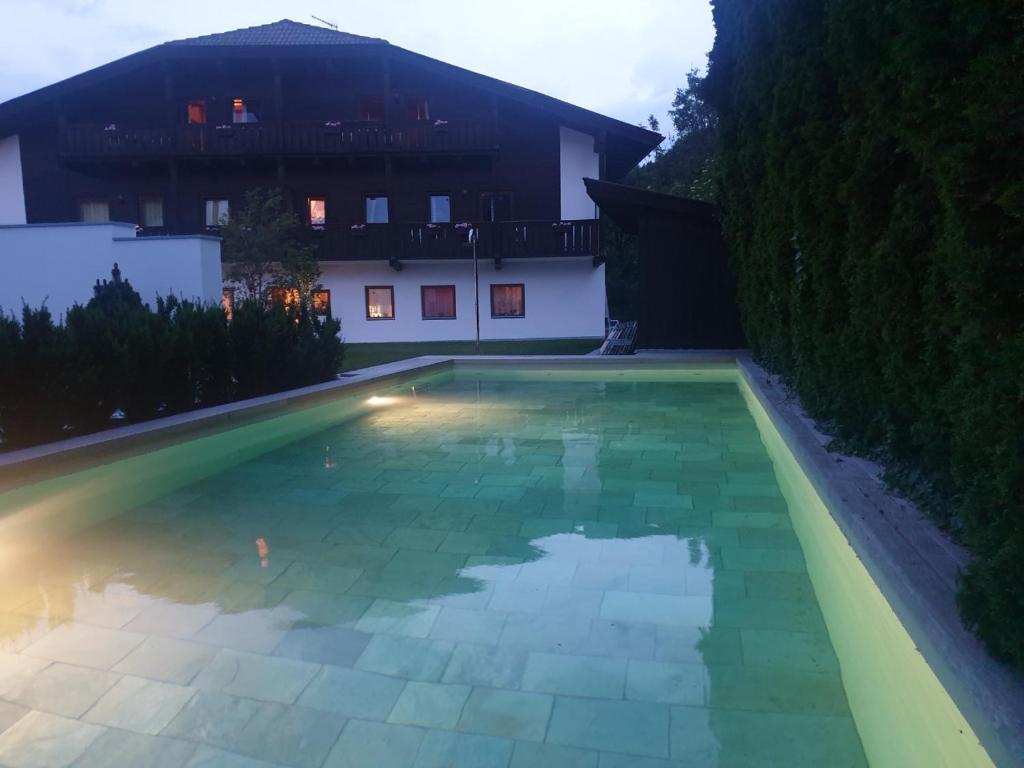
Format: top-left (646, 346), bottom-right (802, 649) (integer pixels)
top-left (470, 226), bottom-right (480, 355)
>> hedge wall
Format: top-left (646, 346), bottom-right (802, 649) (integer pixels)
top-left (704, 0), bottom-right (1024, 665)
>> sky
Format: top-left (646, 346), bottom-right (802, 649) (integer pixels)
top-left (0, 0), bottom-right (715, 142)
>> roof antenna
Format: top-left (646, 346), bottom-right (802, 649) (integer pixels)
top-left (311, 15), bottom-right (338, 30)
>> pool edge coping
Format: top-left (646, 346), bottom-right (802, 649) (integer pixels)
top-left (0, 350), bottom-right (1020, 765)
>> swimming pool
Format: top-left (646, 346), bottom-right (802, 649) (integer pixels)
top-left (0, 364), bottom-right (994, 767)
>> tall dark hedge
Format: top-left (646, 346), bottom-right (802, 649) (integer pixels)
top-left (0, 269), bottom-right (344, 450)
top-left (704, 0), bottom-right (1024, 665)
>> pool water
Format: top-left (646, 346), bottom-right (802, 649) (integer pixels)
top-left (0, 369), bottom-right (868, 767)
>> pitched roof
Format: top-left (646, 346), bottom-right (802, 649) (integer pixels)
top-left (166, 19), bottom-right (386, 47)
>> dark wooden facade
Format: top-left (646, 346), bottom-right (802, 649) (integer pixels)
top-left (0, 22), bottom-right (661, 264)
top-left (585, 179), bottom-right (746, 349)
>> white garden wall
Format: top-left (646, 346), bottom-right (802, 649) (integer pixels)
top-left (0, 223), bottom-right (222, 321)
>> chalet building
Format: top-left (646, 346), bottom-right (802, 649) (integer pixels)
top-left (0, 20), bottom-right (661, 342)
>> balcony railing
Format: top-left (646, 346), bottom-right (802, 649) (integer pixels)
top-left (299, 220), bottom-right (599, 262)
top-left (60, 120), bottom-right (496, 158)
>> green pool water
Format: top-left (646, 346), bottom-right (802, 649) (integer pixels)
top-left (0, 366), bottom-right (991, 767)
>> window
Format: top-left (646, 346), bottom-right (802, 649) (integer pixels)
top-left (232, 98), bottom-right (259, 124)
top-left (79, 199), bottom-right (110, 223)
top-left (205, 199), bottom-right (229, 227)
top-left (481, 193), bottom-right (512, 222)
top-left (365, 195), bottom-right (389, 224)
top-left (268, 287), bottom-right (301, 310)
top-left (421, 285), bottom-right (456, 320)
top-left (406, 97), bottom-right (429, 121)
top-left (308, 197), bottom-right (326, 228)
top-left (187, 100), bottom-right (207, 125)
top-left (429, 194), bottom-right (451, 224)
top-left (366, 286), bottom-right (394, 320)
top-left (312, 289), bottom-right (331, 319)
top-left (140, 195), bottom-right (164, 228)
top-left (491, 283), bottom-right (525, 318)
top-left (357, 96), bottom-right (385, 121)
top-left (222, 287), bottom-right (234, 321)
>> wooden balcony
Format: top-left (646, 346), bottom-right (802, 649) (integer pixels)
top-left (60, 120), bottom-right (497, 158)
top-left (300, 220), bottom-right (599, 262)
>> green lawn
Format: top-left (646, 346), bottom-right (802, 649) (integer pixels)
top-left (342, 338), bottom-right (601, 372)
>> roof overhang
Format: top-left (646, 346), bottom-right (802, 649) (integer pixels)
top-left (584, 178), bottom-right (716, 235)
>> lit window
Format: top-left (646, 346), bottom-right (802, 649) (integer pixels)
top-left (491, 283), bottom-right (525, 318)
top-left (140, 195), bottom-right (164, 228)
top-left (366, 286), bottom-right (394, 320)
top-left (79, 198), bottom-right (110, 222)
top-left (205, 199), bottom-right (229, 227)
top-left (481, 192), bottom-right (512, 222)
top-left (268, 287), bottom-right (301, 308)
top-left (308, 198), bottom-right (326, 228)
top-left (365, 195), bottom-right (389, 224)
top-left (312, 289), bottom-right (331, 318)
top-left (187, 100), bottom-right (207, 125)
top-left (429, 195), bottom-right (451, 224)
top-left (357, 96), bottom-right (385, 121)
top-left (406, 97), bottom-right (429, 121)
top-left (422, 285), bottom-right (455, 320)
top-left (222, 287), bottom-right (234, 321)
top-left (232, 98), bottom-right (259, 124)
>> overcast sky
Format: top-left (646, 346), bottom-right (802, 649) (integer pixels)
top-left (0, 0), bottom-right (714, 141)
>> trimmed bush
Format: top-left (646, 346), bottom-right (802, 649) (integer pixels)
top-left (704, 0), bottom-right (1024, 665)
top-left (0, 267), bottom-right (344, 450)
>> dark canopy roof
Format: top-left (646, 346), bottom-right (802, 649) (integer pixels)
top-left (583, 178), bottom-right (716, 234)
top-left (0, 20), bottom-right (662, 178)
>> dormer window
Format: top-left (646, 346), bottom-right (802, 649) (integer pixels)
top-left (406, 97), bottom-right (429, 121)
top-left (358, 96), bottom-right (385, 122)
top-left (232, 98), bottom-right (259, 124)
top-left (187, 100), bottom-right (207, 125)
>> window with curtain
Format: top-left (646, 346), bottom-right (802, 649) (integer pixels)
top-left (79, 199), bottom-right (110, 223)
top-left (187, 100), bottom-right (207, 125)
top-left (312, 290), bottom-right (331, 318)
top-left (481, 193), bottom-right (512, 222)
top-left (365, 286), bottom-right (394, 319)
top-left (357, 96), bottom-right (385, 121)
top-left (406, 97), bottom-right (429, 121)
top-left (490, 283), bottom-right (525, 318)
top-left (140, 195), bottom-right (164, 228)
top-left (308, 198), bottom-right (326, 228)
top-left (365, 195), bottom-right (389, 224)
top-left (222, 287), bottom-right (235, 321)
top-left (232, 98), bottom-right (259, 124)
top-left (205, 199), bottom-right (229, 227)
top-left (429, 195), bottom-right (451, 224)
top-left (421, 285), bottom-right (456, 320)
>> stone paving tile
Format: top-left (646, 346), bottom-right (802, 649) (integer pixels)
top-left (456, 688), bottom-right (552, 742)
top-left (323, 720), bottom-right (425, 768)
top-left (546, 696), bottom-right (670, 759)
top-left (271, 622), bottom-right (371, 667)
top-left (387, 681), bottom-right (471, 729)
top-left (511, 741), bottom-right (599, 768)
top-left (2, 662), bottom-right (119, 718)
top-left (297, 666), bottom-right (404, 720)
top-left (0, 701), bottom-right (27, 735)
top-left (74, 729), bottom-right (198, 768)
top-left (355, 635), bottom-right (454, 682)
top-left (21, 623), bottom-right (145, 670)
top-left (0, 710), bottom-right (105, 768)
top-left (83, 676), bottom-right (195, 735)
top-left (412, 730), bottom-right (513, 768)
top-left (521, 653), bottom-right (626, 699)
top-left (114, 636), bottom-right (218, 685)
top-left (192, 649), bottom-right (319, 704)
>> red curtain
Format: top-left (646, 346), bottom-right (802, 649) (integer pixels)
top-left (423, 286), bottom-right (455, 318)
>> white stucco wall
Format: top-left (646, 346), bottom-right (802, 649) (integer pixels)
top-left (0, 223), bottom-right (222, 321)
top-left (0, 135), bottom-right (27, 225)
top-left (305, 257), bottom-right (605, 343)
top-left (560, 126), bottom-right (600, 221)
